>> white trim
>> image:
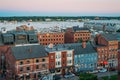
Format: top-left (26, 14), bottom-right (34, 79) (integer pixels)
top-left (15, 43), bottom-right (40, 47)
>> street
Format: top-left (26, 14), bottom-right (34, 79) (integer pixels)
top-left (62, 71), bottom-right (117, 80)
top-left (95, 71), bottom-right (117, 78)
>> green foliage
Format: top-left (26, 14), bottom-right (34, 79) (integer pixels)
top-left (102, 75), bottom-right (117, 80)
top-left (0, 16), bottom-right (120, 22)
top-left (79, 73), bottom-right (97, 80)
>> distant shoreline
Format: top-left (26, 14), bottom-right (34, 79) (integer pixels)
top-left (0, 16), bottom-right (120, 22)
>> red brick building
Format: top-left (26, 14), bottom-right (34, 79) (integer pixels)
top-left (0, 45), bottom-right (10, 73)
top-left (5, 44), bottom-right (49, 80)
top-left (65, 26), bottom-right (91, 43)
top-left (38, 32), bottom-right (64, 46)
top-left (95, 33), bottom-right (118, 69)
top-left (118, 49), bottom-right (120, 80)
top-left (16, 25), bottom-right (35, 31)
top-left (45, 44), bottom-right (74, 76)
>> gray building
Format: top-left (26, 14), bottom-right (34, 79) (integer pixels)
top-left (63, 42), bottom-right (98, 72)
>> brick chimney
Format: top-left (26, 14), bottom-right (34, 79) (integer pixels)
top-left (82, 41), bottom-right (86, 48)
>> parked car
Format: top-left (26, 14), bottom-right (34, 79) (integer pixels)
top-left (64, 72), bottom-right (75, 78)
top-left (99, 68), bottom-right (107, 73)
top-left (53, 75), bottom-right (62, 80)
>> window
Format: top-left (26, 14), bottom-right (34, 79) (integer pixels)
top-left (56, 54), bottom-right (60, 59)
top-left (26, 66), bottom-right (30, 71)
top-left (36, 65), bottom-right (39, 69)
top-left (20, 67), bottom-right (23, 71)
top-left (42, 58), bottom-right (45, 62)
top-left (68, 60), bottom-right (72, 64)
top-left (56, 61), bottom-right (61, 65)
top-left (36, 59), bottom-right (39, 63)
top-left (26, 60), bottom-right (30, 64)
top-left (20, 61), bottom-right (23, 65)
top-left (42, 64), bottom-right (45, 68)
top-left (67, 53), bottom-right (72, 57)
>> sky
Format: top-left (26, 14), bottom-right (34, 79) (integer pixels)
top-left (0, 0), bottom-right (120, 16)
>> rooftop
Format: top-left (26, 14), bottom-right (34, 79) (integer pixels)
top-left (11, 44), bottom-right (48, 60)
top-left (46, 42), bottom-right (96, 55)
top-left (45, 44), bottom-right (73, 52)
top-left (63, 42), bottom-right (97, 55)
top-left (72, 26), bottom-right (89, 32)
top-left (101, 33), bottom-right (120, 41)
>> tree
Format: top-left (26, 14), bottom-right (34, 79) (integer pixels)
top-left (79, 73), bottom-right (97, 80)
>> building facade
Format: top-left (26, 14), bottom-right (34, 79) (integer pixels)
top-left (95, 33), bottom-right (118, 69)
top-left (38, 32), bottom-right (64, 46)
top-left (45, 44), bottom-right (74, 76)
top-left (5, 44), bottom-right (49, 80)
top-left (118, 49), bottom-right (120, 80)
top-left (0, 45), bottom-right (10, 74)
top-left (64, 42), bottom-right (97, 72)
top-left (65, 26), bottom-right (91, 43)
top-left (0, 30), bottom-right (38, 45)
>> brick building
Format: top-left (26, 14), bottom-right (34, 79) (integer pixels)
top-left (45, 44), bottom-right (74, 76)
top-left (38, 32), bottom-right (64, 46)
top-left (118, 49), bottom-right (120, 80)
top-left (65, 26), bottom-right (91, 43)
top-left (95, 33), bottom-right (119, 69)
top-left (5, 44), bottom-right (49, 80)
top-left (0, 45), bottom-right (10, 73)
top-left (16, 25), bottom-right (35, 31)
top-left (0, 33), bottom-right (10, 73)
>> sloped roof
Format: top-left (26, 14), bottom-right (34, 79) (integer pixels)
top-left (11, 44), bottom-right (48, 60)
top-left (46, 42), bottom-right (97, 55)
top-left (72, 26), bottom-right (89, 32)
top-left (64, 42), bottom-right (97, 55)
top-left (101, 33), bottom-right (120, 41)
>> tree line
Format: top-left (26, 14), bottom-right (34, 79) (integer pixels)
top-left (0, 16), bottom-right (120, 22)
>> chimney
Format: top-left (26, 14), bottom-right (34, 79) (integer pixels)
top-left (82, 41), bottom-right (86, 48)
